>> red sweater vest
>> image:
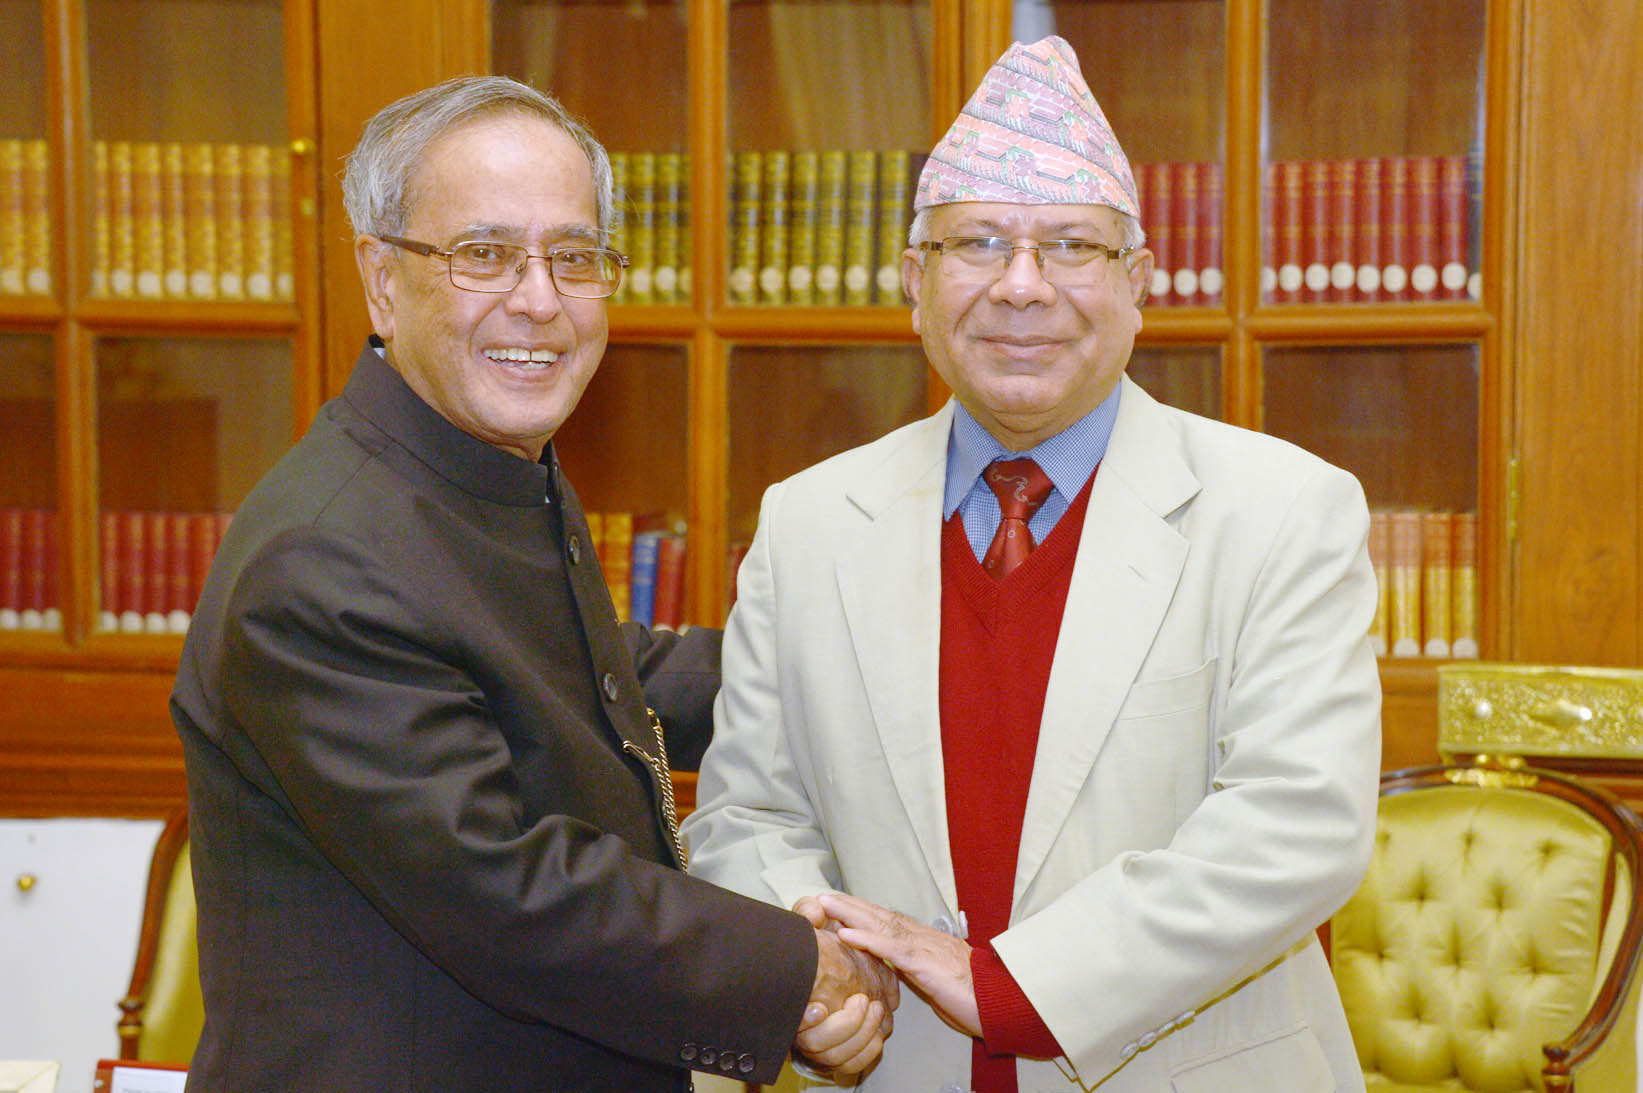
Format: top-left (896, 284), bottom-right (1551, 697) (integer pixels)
top-left (940, 470), bottom-right (1096, 1090)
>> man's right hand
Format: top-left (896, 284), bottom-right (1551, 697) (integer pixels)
top-left (793, 917), bottom-right (900, 1076)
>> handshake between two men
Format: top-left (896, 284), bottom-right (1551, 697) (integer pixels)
top-left (793, 892), bottom-right (986, 1076)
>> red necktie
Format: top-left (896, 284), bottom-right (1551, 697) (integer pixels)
top-left (981, 459), bottom-right (1054, 581)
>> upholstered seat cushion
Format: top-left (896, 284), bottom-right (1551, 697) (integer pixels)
top-left (1333, 785), bottom-right (1622, 1092)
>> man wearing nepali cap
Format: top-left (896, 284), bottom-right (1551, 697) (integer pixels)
top-left (684, 36), bottom-right (1379, 1092)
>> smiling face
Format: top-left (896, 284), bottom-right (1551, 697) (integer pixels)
top-left (354, 113), bottom-right (608, 462)
top-left (902, 201), bottom-right (1152, 451)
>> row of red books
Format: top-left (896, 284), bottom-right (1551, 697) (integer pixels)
top-left (1263, 154), bottom-right (1477, 304)
top-left (99, 509), bottom-right (233, 634)
top-left (0, 508), bottom-right (59, 631)
top-left (1137, 161), bottom-right (1224, 308)
top-left (1369, 508), bottom-right (1480, 659)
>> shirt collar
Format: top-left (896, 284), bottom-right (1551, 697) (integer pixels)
top-left (943, 382), bottom-right (1121, 518)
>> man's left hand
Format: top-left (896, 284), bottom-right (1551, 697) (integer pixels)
top-left (819, 892), bottom-right (981, 1038)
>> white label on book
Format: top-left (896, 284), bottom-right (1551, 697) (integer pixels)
top-left (1356, 264), bottom-right (1381, 294)
top-left (1278, 264), bottom-right (1303, 293)
top-left (108, 1065), bottom-right (188, 1093)
top-left (1330, 261), bottom-right (1355, 290)
top-left (1199, 267), bottom-right (1223, 296)
top-left (1150, 268), bottom-right (1171, 299)
top-left (1304, 263), bottom-right (1330, 292)
top-left (1441, 262), bottom-right (1467, 291)
top-left (1410, 264), bottom-right (1438, 294)
top-left (1381, 264), bottom-right (1408, 293)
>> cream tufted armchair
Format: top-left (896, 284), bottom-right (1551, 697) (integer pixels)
top-left (1331, 764), bottom-right (1643, 1091)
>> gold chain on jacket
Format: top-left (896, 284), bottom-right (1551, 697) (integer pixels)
top-left (623, 708), bottom-right (687, 869)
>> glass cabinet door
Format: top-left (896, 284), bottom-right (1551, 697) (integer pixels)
top-left (0, 335), bottom-right (58, 631)
top-left (1263, 0), bottom-right (1486, 306)
top-left (85, 0), bottom-right (294, 302)
top-left (727, 344), bottom-right (928, 605)
top-left (0, 0), bottom-right (51, 300)
top-left (1128, 346), bottom-right (1221, 421)
top-left (1263, 343), bottom-right (1481, 660)
top-left (727, 0), bottom-right (932, 309)
top-left (93, 337), bottom-right (292, 633)
top-left (492, 0), bottom-right (691, 306)
top-left (1046, 0), bottom-right (1227, 310)
top-left (550, 344), bottom-right (689, 626)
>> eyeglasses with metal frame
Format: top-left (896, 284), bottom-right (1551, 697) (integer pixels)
top-left (378, 235), bottom-right (630, 298)
top-left (916, 236), bottom-right (1134, 285)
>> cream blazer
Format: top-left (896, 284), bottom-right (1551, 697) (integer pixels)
top-left (683, 377), bottom-right (1382, 1092)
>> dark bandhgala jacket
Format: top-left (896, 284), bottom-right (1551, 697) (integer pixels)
top-left (171, 342), bottom-right (815, 1091)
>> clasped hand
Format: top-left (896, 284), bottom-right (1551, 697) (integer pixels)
top-left (792, 890), bottom-right (983, 1076)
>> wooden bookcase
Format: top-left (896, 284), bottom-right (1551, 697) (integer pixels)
top-left (2, 0), bottom-right (1640, 817)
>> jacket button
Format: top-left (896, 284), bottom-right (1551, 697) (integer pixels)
top-left (602, 672), bottom-right (619, 701)
top-left (737, 1053), bottom-right (756, 1074)
top-left (679, 1043), bottom-right (697, 1061)
top-left (568, 535), bottom-right (582, 564)
top-left (932, 914), bottom-right (956, 935)
top-left (718, 1054), bottom-right (738, 1072)
top-left (699, 1046), bottom-right (718, 1066)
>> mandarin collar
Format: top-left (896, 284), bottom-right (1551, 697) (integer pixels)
top-left (341, 338), bottom-right (557, 507)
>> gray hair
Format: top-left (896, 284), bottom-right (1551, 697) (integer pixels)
top-left (907, 205), bottom-right (1147, 255)
top-left (342, 75), bottom-right (615, 239)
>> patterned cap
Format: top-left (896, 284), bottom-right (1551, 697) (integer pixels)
top-left (914, 36), bottom-right (1138, 217)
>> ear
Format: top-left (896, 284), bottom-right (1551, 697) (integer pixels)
top-left (1124, 247), bottom-right (1155, 313)
top-left (901, 247), bottom-right (925, 335)
top-left (355, 235), bottom-right (400, 342)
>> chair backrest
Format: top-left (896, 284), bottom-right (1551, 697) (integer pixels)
top-left (117, 809), bottom-right (203, 1065)
top-left (1332, 765), bottom-right (1643, 1092)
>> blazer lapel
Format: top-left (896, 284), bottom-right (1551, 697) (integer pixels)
top-left (1015, 379), bottom-right (1200, 905)
top-left (835, 405), bottom-right (960, 913)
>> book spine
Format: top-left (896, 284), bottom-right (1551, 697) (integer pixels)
top-left (1438, 153), bottom-right (1469, 300)
top-left (1259, 162), bottom-right (1276, 301)
top-left (1171, 161), bottom-right (1200, 305)
top-left (91, 141), bottom-right (111, 297)
top-left (1352, 157), bottom-right (1382, 302)
top-left (215, 143), bottom-right (245, 300)
top-left (244, 144), bottom-right (276, 301)
top-left (167, 511), bottom-right (193, 632)
top-left (729, 150), bottom-right (762, 306)
top-left (23, 138), bottom-right (50, 295)
top-left (652, 532), bottom-right (688, 630)
top-left (1388, 509), bottom-right (1422, 657)
top-left (118, 510), bottom-right (146, 632)
top-left (0, 139), bottom-right (25, 295)
top-left (1273, 160), bottom-right (1304, 303)
top-left (1450, 511), bottom-right (1480, 658)
top-left (1379, 157), bottom-right (1410, 301)
top-left (133, 142), bottom-right (165, 298)
top-left (1408, 155), bottom-right (1440, 300)
top-left (1327, 158), bottom-right (1356, 302)
top-left (787, 150), bottom-right (819, 307)
top-left (813, 150), bottom-right (847, 306)
top-left (1301, 158), bottom-right (1330, 303)
top-left (186, 143), bottom-right (218, 299)
top-left (653, 151), bottom-right (683, 304)
top-left (272, 146), bottom-right (294, 301)
top-left (1367, 510), bottom-right (1390, 657)
top-left (842, 149), bottom-right (877, 306)
top-left (758, 149), bottom-right (790, 306)
top-left (626, 151), bottom-right (657, 304)
top-left (144, 510), bottom-right (170, 633)
top-left (190, 512), bottom-right (219, 618)
top-left (629, 529), bottom-right (663, 629)
top-left (162, 142), bottom-right (189, 298)
top-left (601, 511), bottom-right (633, 622)
top-left (19, 508), bottom-right (49, 630)
top-left (0, 508), bottom-right (21, 630)
top-left (1420, 510), bottom-right (1453, 657)
top-left (676, 152), bottom-right (692, 302)
top-left (109, 141), bottom-right (136, 297)
top-left (99, 510), bottom-right (119, 632)
top-left (875, 149), bottom-right (910, 306)
top-left (1196, 161), bottom-right (1224, 305)
top-left (1140, 162), bottom-right (1173, 306)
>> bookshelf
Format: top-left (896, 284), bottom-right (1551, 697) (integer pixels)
top-left (0, 0), bottom-right (320, 813)
top-left (3, 0), bottom-right (1642, 818)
